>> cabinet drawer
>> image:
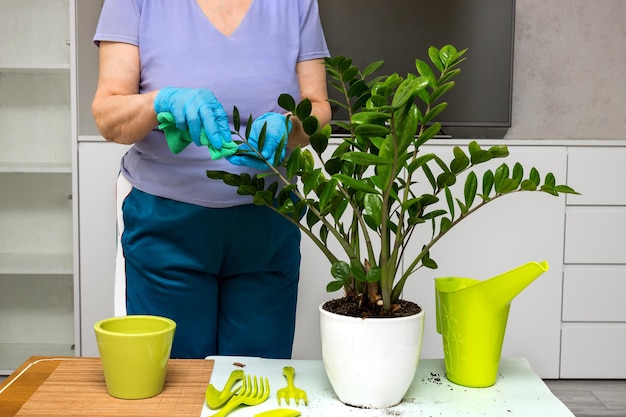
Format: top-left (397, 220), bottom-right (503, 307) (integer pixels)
top-left (563, 267), bottom-right (626, 321)
top-left (567, 147), bottom-right (626, 205)
top-left (561, 325), bottom-right (626, 378)
top-left (564, 208), bottom-right (626, 264)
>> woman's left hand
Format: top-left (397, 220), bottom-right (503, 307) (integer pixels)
top-left (227, 112), bottom-right (292, 169)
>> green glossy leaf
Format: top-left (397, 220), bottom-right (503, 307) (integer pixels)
top-left (422, 102), bottom-right (448, 125)
top-left (416, 122), bottom-right (442, 147)
top-left (286, 147), bottom-right (301, 180)
top-left (309, 132), bottom-right (329, 154)
top-left (482, 170), bottom-right (494, 196)
top-left (277, 197), bottom-right (295, 215)
top-left (407, 153), bottom-right (436, 173)
top-left (273, 135), bottom-right (287, 166)
top-left (331, 261), bottom-right (351, 280)
top-left (499, 178), bottom-right (519, 194)
top-left (245, 114), bottom-right (253, 139)
top-left (333, 173), bottom-right (377, 193)
top-left (457, 198), bottom-right (468, 215)
top-left (440, 68), bottom-right (461, 84)
top-left (556, 185), bottom-right (579, 194)
top-left (428, 46), bottom-right (444, 72)
top-left (302, 168), bottom-right (323, 195)
top-left (494, 163), bottom-right (510, 193)
top-left (392, 76), bottom-right (429, 109)
top-left (545, 173), bottom-right (556, 187)
top-left (440, 217), bottom-right (453, 233)
top-left (206, 170), bottom-right (225, 180)
top-left (363, 60), bottom-right (385, 77)
top-left (450, 146), bottom-right (470, 173)
top-left (488, 145), bottom-right (509, 159)
top-left (445, 185), bottom-right (455, 220)
top-left (326, 280), bottom-right (344, 293)
top-left (348, 79), bottom-right (370, 99)
top-left (430, 81), bottom-right (455, 103)
top-left (529, 168), bottom-right (540, 186)
top-left (223, 173), bottom-right (242, 187)
top-left (341, 66), bottom-right (359, 82)
top-left (333, 198), bottom-right (349, 221)
top-left (351, 111), bottom-right (391, 126)
top-left (437, 171), bottom-right (456, 189)
top-left (253, 190), bottom-right (273, 206)
top-left (364, 193), bottom-right (383, 228)
top-left (233, 106), bottom-right (241, 132)
top-left (540, 184), bottom-right (558, 196)
top-left (302, 116), bottom-right (319, 136)
top-left (320, 224), bottom-right (329, 244)
top-left (520, 179), bottom-right (538, 191)
top-left (306, 204), bottom-right (321, 228)
top-left (396, 103), bottom-right (420, 151)
top-left (464, 171), bottom-right (478, 208)
top-left (302, 149), bottom-right (315, 172)
top-left (415, 59), bottom-right (436, 88)
top-left (422, 253), bottom-right (438, 269)
top-left (236, 184), bottom-right (257, 196)
top-left (439, 45), bottom-right (459, 67)
top-left (354, 124), bottom-right (390, 137)
top-left (324, 157), bottom-right (343, 175)
top-left (319, 178), bottom-right (338, 211)
top-left (296, 99), bottom-right (313, 120)
top-left (257, 122), bottom-right (268, 153)
top-left (512, 162), bottom-right (524, 184)
top-left (353, 92), bottom-right (373, 113)
top-left (278, 94), bottom-right (297, 113)
top-left (349, 258), bottom-right (366, 281)
top-left (364, 266), bottom-right (382, 283)
top-left (422, 209), bottom-right (447, 220)
top-left (342, 151), bottom-right (392, 166)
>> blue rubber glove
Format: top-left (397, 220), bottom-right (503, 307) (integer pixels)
top-left (226, 112), bottom-right (292, 169)
top-left (153, 87), bottom-right (231, 149)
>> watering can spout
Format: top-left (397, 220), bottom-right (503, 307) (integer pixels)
top-left (475, 260), bottom-right (549, 307)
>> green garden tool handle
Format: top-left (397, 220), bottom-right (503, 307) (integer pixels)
top-left (283, 366), bottom-right (296, 389)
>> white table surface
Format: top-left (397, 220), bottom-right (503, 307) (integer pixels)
top-left (202, 356), bottom-right (574, 417)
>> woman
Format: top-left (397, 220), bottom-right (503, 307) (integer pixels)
top-left (91, 0), bottom-right (331, 359)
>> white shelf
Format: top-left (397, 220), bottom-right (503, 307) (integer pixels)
top-left (0, 64), bottom-right (70, 73)
top-left (0, 162), bottom-right (72, 174)
top-left (0, 343), bottom-right (75, 376)
top-left (0, 253), bottom-right (73, 275)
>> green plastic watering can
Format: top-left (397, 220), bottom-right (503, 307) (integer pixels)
top-left (435, 261), bottom-right (549, 388)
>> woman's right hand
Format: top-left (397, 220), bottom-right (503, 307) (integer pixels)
top-left (153, 87), bottom-right (232, 149)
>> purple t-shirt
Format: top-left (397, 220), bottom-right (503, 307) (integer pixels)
top-left (94, 0), bottom-right (329, 207)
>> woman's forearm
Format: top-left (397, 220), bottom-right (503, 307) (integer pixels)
top-left (92, 90), bottom-right (159, 145)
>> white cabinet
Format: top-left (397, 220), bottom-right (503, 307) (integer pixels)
top-left (0, 0), bottom-right (74, 374)
top-left (561, 146), bottom-right (626, 378)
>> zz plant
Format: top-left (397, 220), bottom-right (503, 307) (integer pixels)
top-left (207, 45), bottom-right (578, 315)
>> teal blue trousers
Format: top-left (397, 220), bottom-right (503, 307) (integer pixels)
top-left (121, 187), bottom-right (301, 359)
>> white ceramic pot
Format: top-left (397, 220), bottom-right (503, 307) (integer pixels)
top-left (319, 302), bottom-right (425, 408)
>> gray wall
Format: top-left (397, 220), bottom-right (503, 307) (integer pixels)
top-left (508, 0), bottom-right (626, 140)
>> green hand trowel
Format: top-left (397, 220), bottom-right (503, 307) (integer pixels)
top-left (205, 369), bottom-right (244, 409)
top-left (253, 409), bottom-right (301, 417)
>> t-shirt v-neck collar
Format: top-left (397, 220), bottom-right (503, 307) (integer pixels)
top-left (194, 0), bottom-right (255, 38)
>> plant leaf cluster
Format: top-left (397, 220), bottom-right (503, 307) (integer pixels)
top-left (207, 45), bottom-right (578, 314)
